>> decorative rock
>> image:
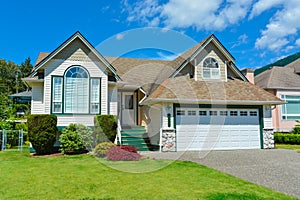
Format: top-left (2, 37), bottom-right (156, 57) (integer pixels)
top-left (263, 128), bottom-right (274, 149)
top-left (161, 128), bottom-right (176, 152)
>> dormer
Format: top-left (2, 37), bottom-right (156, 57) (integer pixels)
top-left (171, 34), bottom-right (247, 82)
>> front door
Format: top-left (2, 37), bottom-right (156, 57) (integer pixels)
top-left (120, 92), bottom-right (136, 126)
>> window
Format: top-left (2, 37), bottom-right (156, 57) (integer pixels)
top-left (177, 110), bottom-right (185, 115)
top-left (209, 111), bottom-right (218, 116)
top-left (281, 95), bottom-right (300, 120)
top-left (188, 110), bottom-right (196, 116)
top-left (202, 57), bottom-right (220, 79)
top-left (240, 111), bottom-right (248, 116)
top-left (125, 95), bottom-right (133, 109)
top-left (90, 79), bottom-right (100, 113)
top-left (52, 77), bottom-right (63, 113)
top-left (51, 66), bottom-right (101, 114)
top-left (220, 111), bottom-right (228, 116)
top-left (230, 111), bottom-right (238, 116)
top-left (199, 111), bottom-right (207, 116)
top-left (250, 111), bottom-right (257, 116)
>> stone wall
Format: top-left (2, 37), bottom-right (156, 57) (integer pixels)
top-left (161, 128), bottom-right (176, 152)
top-left (263, 128), bottom-right (274, 149)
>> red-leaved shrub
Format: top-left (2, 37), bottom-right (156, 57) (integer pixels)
top-left (106, 146), bottom-right (141, 161)
top-left (119, 145), bottom-right (139, 153)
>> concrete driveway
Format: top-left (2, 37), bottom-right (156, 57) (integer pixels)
top-left (142, 149), bottom-right (300, 198)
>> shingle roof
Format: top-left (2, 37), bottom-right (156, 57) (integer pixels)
top-left (34, 52), bottom-right (50, 67)
top-left (9, 90), bottom-right (32, 98)
top-left (146, 75), bottom-right (283, 105)
top-left (104, 57), bottom-right (177, 94)
top-left (255, 58), bottom-right (300, 89)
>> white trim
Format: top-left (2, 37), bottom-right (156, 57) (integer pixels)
top-left (142, 98), bottom-right (283, 105)
top-left (31, 32), bottom-right (120, 80)
top-left (170, 35), bottom-right (235, 78)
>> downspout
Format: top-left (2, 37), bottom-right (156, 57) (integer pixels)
top-left (138, 87), bottom-right (147, 104)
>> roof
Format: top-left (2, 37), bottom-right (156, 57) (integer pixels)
top-left (30, 31), bottom-right (119, 80)
top-left (9, 90), bottom-right (32, 98)
top-left (144, 75), bottom-right (283, 105)
top-left (255, 58), bottom-right (300, 89)
top-left (34, 52), bottom-right (49, 67)
top-left (104, 57), bottom-right (176, 94)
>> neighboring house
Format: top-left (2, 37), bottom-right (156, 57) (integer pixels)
top-left (255, 59), bottom-right (300, 132)
top-left (23, 31), bottom-right (283, 151)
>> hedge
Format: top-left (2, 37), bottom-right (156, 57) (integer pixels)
top-left (94, 115), bottom-right (117, 143)
top-left (27, 114), bottom-right (58, 155)
top-left (274, 133), bottom-right (300, 145)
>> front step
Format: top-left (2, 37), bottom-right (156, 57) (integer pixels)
top-left (120, 126), bottom-right (149, 151)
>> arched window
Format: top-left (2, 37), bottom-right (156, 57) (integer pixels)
top-left (202, 57), bottom-right (220, 79)
top-left (51, 66), bottom-right (101, 114)
top-left (64, 66), bottom-right (89, 113)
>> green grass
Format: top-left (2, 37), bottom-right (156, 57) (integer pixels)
top-left (275, 144), bottom-right (300, 153)
top-left (0, 150), bottom-right (297, 200)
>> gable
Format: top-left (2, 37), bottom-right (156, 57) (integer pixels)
top-left (171, 35), bottom-right (246, 82)
top-left (30, 32), bottom-right (119, 80)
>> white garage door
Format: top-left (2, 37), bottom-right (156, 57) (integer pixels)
top-left (176, 108), bottom-right (260, 151)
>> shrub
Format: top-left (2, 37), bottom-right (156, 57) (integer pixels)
top-left (94, 115), bottom-right (117, 143)
top-left (120, 145), bottom-right (139, 153)
top-left (93, 142), bottom-right (116, 158)
top-left (27, 114), bottom-right (57, 155)
top-left (60, 124), bottom-right (93, 154)
top-left (292, 126), bottom-right (300, 134)
top-left (274, 133), bottom-right (300, 145)
top-left (106, 146), bottom-right (141, 161)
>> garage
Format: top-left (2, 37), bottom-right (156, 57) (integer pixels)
top-left (176, 107), bottom-right (261, 151)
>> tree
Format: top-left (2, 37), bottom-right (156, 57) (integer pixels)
top-left (20, 57), bottom-right (33, 77)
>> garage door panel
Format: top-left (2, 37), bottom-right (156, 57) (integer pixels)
top-left (176, 108), bottom-right (260, 151)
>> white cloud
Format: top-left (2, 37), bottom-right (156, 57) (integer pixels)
top-left (254, 0), bottom-right (300, 51)
top-left (232, 34), bottom-right (248, 48)
top-left (122, 0), bottom-right (162, 26)
top-left (296, 39), bottom-right (300, 46)
top-left (249, 0), bottom-right (284, 19)
top-left (122, 0), bottom-right (253, 31)
top-left (122, 0), bottom-right (300, 53)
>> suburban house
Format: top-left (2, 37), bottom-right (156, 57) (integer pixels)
top-left (255, 59), bottom-right (300, 132)
top-left (23, 31), bottom-right (283, 151)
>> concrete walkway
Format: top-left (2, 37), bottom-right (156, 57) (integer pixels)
top-left (142, 149), bottom-right (300, 198)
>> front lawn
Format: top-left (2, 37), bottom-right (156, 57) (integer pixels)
top-left (275, 144), bottom-right (300, 153)
top-left (0, 150), bottom-right (296, 200)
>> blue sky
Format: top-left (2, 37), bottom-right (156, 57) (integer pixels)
top-left (1, 0), bottom-right (300, 69)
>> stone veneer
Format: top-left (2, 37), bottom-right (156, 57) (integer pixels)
top-left (263, 128), bottom-right (274, 149)
top-left (161, 128), bottom-right (176, 152)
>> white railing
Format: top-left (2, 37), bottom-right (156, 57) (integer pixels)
top-left (114, 119), bottom-right (122, 145)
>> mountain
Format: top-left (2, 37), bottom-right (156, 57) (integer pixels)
top-left (254, 52), bottom-right (300, 76)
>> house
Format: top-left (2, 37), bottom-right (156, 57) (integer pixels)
top-left (23, 31), bottom-right (283, 151)
top-left (255, 59), bottom-right (300, 132)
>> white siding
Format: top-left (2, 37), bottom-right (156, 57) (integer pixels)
top-left (108, 85), bottom-right (118, 115)
top-left (147, 106), bottom-right (162, 144)
top-left (31, 83), bottom-right (45, 114)
top-left (263, 106), bottom-right (273, 129)
top-left (162, 104), bottom-right (174, 128)
top-left (43, 59), bottom-right (108, 114)
top-left (57, 115), bottom-right (95, 127)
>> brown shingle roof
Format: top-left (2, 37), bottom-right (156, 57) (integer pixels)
top-left (255, 58), bottom-right (300, 89)
top-left (34, 52), bottom-right (50, 67)
top-left (146, 75), bottom-right (283, 105)
top-left (104, 57), bottom-right (177, 94)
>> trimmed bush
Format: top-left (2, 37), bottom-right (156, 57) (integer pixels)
top-left (27, 114), bottom-right (58, 155)
top-left (106, 146), bottom-right (141, 161)
top-left (93, 142), bottom-right (116, 158)
top-left (274, 133), bottom-right (300, 145)
top-left (94, 115), bottom-right (117, 143)
top-left (60, 124), bottom-right (93, 154)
